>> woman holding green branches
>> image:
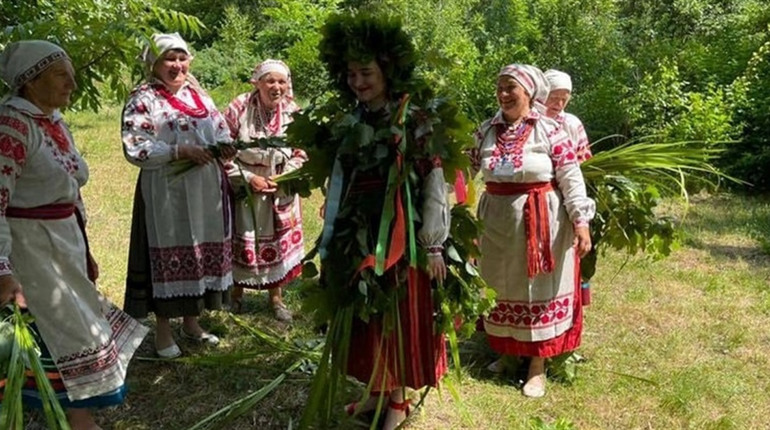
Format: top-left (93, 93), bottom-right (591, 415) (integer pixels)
top-left (224, 59), bottom-right (307, 321)
top-left (301, 13), bottom-right (456, 430)
top-left (122, 33), bottom-right (235, 359)
top-left (0, 40), bottom-right (147, 430)
top-left (471, 64), bottom-right (595, 398)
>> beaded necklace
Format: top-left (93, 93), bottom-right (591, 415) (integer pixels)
top-left (489, 118), bottom-right (534, 171)
top-left (153, 84), bottom-right (209, 118)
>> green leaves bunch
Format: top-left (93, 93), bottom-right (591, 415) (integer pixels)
top-left (318, 12), bottom-right (416, 103)
top-left (580, 136), bottom-right (736, 279)
top-left (0, 0), bottom-right (203, 111)
top-left (0, 305), bottom-right (69, 430)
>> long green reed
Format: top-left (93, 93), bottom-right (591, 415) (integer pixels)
top-left (0, 304), bottom-right (69, 430)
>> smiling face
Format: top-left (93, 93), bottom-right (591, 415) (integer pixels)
top-left (22, 59), bottom-right (77, 114)
top-left (544, 88), bottom-right (571, 118)
top-left (346, 60), bottom-right (387, 110)
top-left (256, 72), bottom-right (289, 111)
top-left (152, 49), bottom-right (190, 92)
top-left (496, 75), bottom-right (531, 122)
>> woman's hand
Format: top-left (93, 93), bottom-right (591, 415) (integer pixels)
top-left (0, 275), bottom-right (25, 307)
top-left (178, 144), bottom-right (214, 165)
top-left (249, 175), bottom-right (277, 193)
top-left (87, 251), bottom-right (99, 283)
top-left (574, 226), bottom-right (592, 258)
top-left (427, 255), bottom-right (447, 282)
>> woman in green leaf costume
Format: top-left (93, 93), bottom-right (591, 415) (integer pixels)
top-left (294, 13), bottom-right (482, 430)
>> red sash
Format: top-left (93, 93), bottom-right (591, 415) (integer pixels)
top-left (6, 203), bottom-right (75, 219)
top-left (485, 181), bottom-right (555, 278)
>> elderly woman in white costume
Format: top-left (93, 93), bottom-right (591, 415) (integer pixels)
top-left (122, 33), bottom-right (235, 358)
top-left (471, 64), bottom-right (595, 398)
top-left (542, 69), bottom-right (592, 163)
top-left (0, 40), bottom-right (147, 430)
top-left (223, 59), bottom-right (306, 322)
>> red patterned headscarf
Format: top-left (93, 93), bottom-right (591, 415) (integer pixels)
top-left (498, 64), bottom-right (550, 106)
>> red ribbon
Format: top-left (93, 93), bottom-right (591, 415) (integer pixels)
top-left (354, 155), bottom-right (407, 279)
top-left (485, 181), bottom-right (555, 278)
top-left (453, 170), bottom-right (467, 204)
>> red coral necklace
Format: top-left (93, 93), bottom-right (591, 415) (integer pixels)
top-left (153, 84), bottom-right (209, 118)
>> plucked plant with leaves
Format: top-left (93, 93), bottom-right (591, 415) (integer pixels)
top-left (579, 136), bottom-right (735, 280)
top-left (0, 304), bottom-right (69, 430)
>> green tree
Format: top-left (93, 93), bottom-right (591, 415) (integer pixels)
top-left (0, 0), bottom-right (203, 111)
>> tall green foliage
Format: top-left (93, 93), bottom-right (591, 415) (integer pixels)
top-left (724, 34), bottom-right (770, 190)
top-left (193, 5), bottom-right (257, 89)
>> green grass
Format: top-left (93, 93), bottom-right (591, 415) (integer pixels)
top-left (55, 106), bottom-right (770, 429)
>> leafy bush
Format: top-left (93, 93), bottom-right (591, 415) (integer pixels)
top-left (0, 0), bottom-right (203, 110)
top-left (192, 5), bottom-right (257, 89)
top-left (723, 37), bottom-right (770, 191)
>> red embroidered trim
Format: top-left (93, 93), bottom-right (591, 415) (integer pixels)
top-left (153, 84), bottom-right (209, 118)
top-left (0, 134), bottom-right (27, 167)
top-left (234, 227), bottom-right (304, 269)
top-left (551, 141), bottom-right (578, 168)
top-left (149, 241), bottom-right (233, 283)
top-left (0, 116), bottom-right (29, 136)
top-left (487, 297), bottom-right (572, 328)
top-left (0, 188), bottom-right (8, 217)
top-left (57, 342), bottom-right (120, 379)
top-left (35, 119), bottom-right (70, 152)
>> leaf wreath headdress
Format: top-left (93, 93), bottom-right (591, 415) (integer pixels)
top-left (319, 12), bottom-right (418, 103)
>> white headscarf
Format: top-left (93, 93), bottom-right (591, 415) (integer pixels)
top-left (0, 40), bottom-right (69, 94)
top-left (141, 32), bottom-right (191, 68)
top-left (498, 64), bottom-right (550, 105)
top-left (544, 69), bottom-right (572, 93)
top-left (250, 59), bottom-right (293, 100)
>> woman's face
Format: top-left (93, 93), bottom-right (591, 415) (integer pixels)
top-left (347, 61), bottom-right (387, 109)
top-left (256, 72), bottom-right (289, 110)
top-left (153, 49), bottom-right (190, 91)
top-left (496, 76), bottom-right (531, 119)
top-left (544, 89), bottom-right (571, 118)
top-left (23, 59), bottom-right (77, 113)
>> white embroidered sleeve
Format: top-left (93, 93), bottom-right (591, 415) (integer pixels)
top-left (0, 113), bottom-right (30, 276)
top-left (121, 93), bottom-right (173, 169)
top-left (548, 125), bottom-right (595, 225)
top-left (418, 167), bottom-right (450, 253)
